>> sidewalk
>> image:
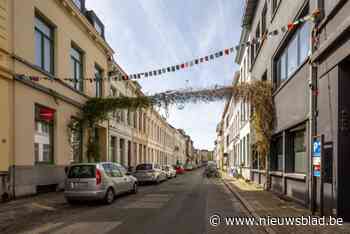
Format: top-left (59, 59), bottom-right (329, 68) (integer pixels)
top-left (0, 192), bottom-right (67, 233)
top-left (222, 173), bottom-right (350, 234)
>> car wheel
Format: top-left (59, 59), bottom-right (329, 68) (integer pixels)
top-left (104, 188), bottom-right (115, 205)
top-left (132, 183), bottom-right (138, 194)
top-left (66, 198), bottom-right (77, 205)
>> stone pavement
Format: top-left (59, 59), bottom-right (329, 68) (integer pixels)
top-left (222, 173), bottom-right (350, 234)
top-left (0, 192), bottom-right (70, 233)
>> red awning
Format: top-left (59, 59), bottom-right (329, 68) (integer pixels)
top-left (39, 107), bottom-right (55, 122)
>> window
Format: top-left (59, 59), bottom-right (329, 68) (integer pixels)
top-left (139, 144), bottom-right (143, 163)
top-left (111, 164), bottom-right (123, 177)
top-left (276, 52), bottom-right (287, 87)
top-left (119, 138), bottom-right (125, 166)
top-left (261, 4), bottom-right (267, 34)
top-left (127, 110), bottom-right (132, 126)
top-left (34, 143), bottom-right (39, 162)
top-left (243, 137), bottom-right (246, 166)
top-left (35, 16), bottom-right (54, 74)
top-left (293, 131), bottom-right (306, 173)
top-left (271, 136), bottom-right (283, 171)
top-left (34, 105), bottom-right (54, 163)
top-left (139, 112), bottom-right (143, 131)
top-left (247, 134), bottom-right (250, 166)
top-left (94, 22), bottom-right (103, 36)
top-left (72, 0), bottom-right (83, 11)
top-left (255, 22), bottom-right (261, 53)
top-left (71, 46), bottom-right (83, 91)
top-left (69, 119), bottom-right (83, 162)
top-left (272, 0), bottom-right (279, 15)
top-left (299, 21), bottom-right (311, 61)
top-left (287, 35), bottom-right (298, 77)
top-left (117, 165), bottom-right (127, 175)
top-left (250, 44), bottom-right (255, 69)
top-left (252, 147), bottom-right (259, 169)
top-left (95, 65), bottom-right (103, 97)
top-left (68, 165), bottom-right (95, 178)
top-left (110, 136), bottom-right (116, 162)
top-left (133, 111), bottom-right (138, 128)
top-left (274, 22), bottom-right (311, 88)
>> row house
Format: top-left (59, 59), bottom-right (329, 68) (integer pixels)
top-left (238, 0), bottom-right (350, 220)
top-left (108, 61), bottom-right (188, 170)
top-left (221, 70), bottom-right (251, 179)
top-left (235, 30), bottom-right (252, 180)
top-left (0, 0), bottom-right (193, 200)
top-left (214, 121), bottom-right (224, 169)
top-left (0, 0), bottom-right (113, 198)
top-left (178, 129), bottom-right (195, 164)
top-left (173, 126), bottom-right (187, 165)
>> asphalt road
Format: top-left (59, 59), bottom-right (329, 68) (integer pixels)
top-left (6, 168), bottom-right (265, 234)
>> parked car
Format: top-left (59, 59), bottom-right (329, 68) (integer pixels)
top-left (64, 162), bottom-right (138, 205)
top-left (162, 165), bottom-right (176, 178)
top-left (204, 163), bottom-right (220, 178)
top-left (184, 163), bottom-right (193, 171)
top-left (133, 163), bottom-right (167, 184)
top-left (173, 165), bottom-right (185, 174)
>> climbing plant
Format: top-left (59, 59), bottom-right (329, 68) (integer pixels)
top-left (233, 81), bottom-right (274, 164)
top-left (68, 96), bottom-right (151, 162)
top-left (68, 81), bottom-right (273, 163)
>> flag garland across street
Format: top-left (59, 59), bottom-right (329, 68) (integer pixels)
top-left (16, 9), bottom-right (320, 83)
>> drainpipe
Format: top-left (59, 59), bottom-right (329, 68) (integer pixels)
top-left (10, 0), bottom-right (16, 200)
top-left (310, 0), bottom-right (324, 215)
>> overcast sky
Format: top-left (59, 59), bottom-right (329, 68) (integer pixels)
top-left (86, 0), bottom-right (244, 150)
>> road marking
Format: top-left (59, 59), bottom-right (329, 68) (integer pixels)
top-left (121, 194), bottom-right (172, 209)
top-left (22, 221), bottom-right (122, 234)
top-left (22, 222), bottom-right (64, 234)
top-left (122, 201), bottom-right (164, 209)
top-left (27, 202), bottom-right (56, 211)
top-left (145, 194), bottom-right (171, 198)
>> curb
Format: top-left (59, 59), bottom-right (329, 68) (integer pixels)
top-left (222, 178), bottom-right (276, 234)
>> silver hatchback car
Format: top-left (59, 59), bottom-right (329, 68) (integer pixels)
top-left (133, 163), bottom-right (167, 184)
top-left (64, 162), bottom-right (138, 204)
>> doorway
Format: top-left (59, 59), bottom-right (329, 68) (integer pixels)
top-left (338, 57), bottom-right (350, 221)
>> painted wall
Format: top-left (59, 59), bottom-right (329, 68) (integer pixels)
top-left (0, 0), bottom-right (12, 173)
top-left (13, 0), bottom-right (110, 98)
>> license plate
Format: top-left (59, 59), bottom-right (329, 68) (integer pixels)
top-left (71, 182), bottom-right (87, 189)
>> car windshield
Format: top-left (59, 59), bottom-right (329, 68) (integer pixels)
top-left (68, 165), bottom-right (96, 178)
top-left (136, 164), bottom-right (153, 171)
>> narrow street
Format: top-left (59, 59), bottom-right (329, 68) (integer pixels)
top-left (1, 169), bottom-right (264, 234)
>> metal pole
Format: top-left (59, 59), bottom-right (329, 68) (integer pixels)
top-left (320, 134), bottom-right (325, 216)
top-left (309, 27), bottom-right (317, 215)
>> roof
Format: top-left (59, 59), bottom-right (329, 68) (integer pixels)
top-left (242, 0), bottom-right (258, 27)
top-left (234, 27), bottom-right (249, 64)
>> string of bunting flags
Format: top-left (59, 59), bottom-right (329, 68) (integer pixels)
top-left (16, 9), bottom-right (320, 84)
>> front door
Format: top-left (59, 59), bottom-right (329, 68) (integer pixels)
top-left (338, 58), bottom-right (350, 221)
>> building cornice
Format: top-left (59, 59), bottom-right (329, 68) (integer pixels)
top-left (56, 0), bottom-right (114, 57)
